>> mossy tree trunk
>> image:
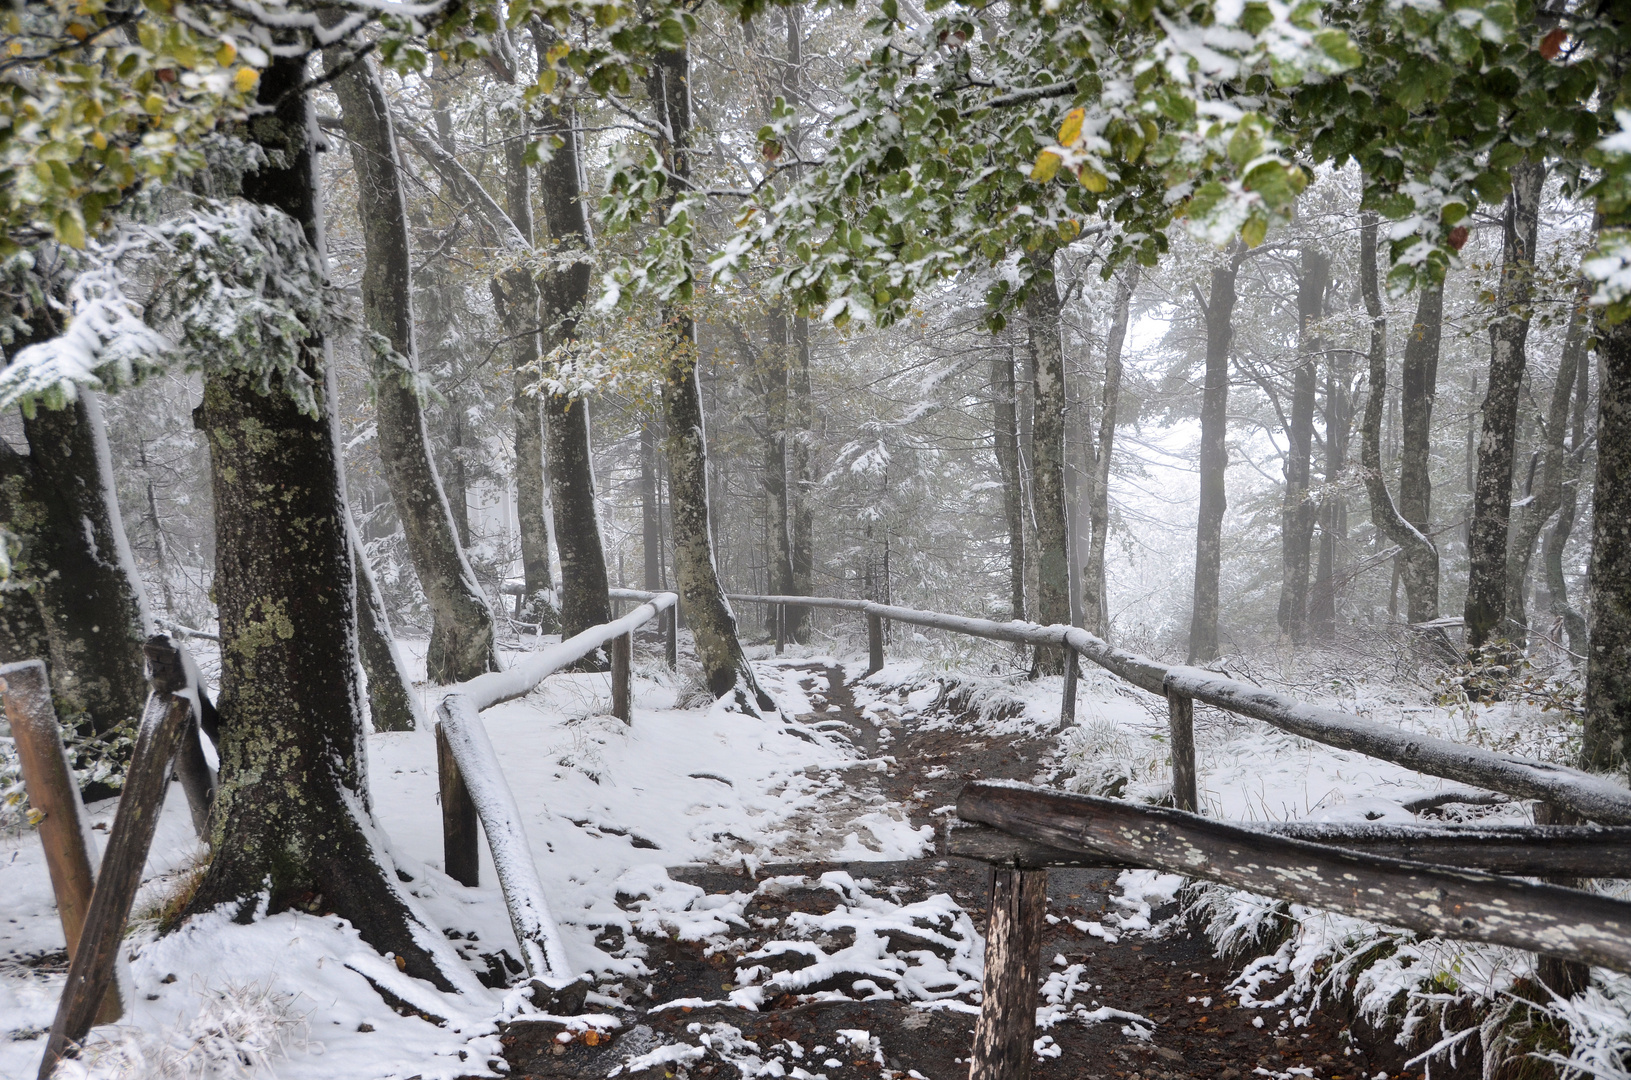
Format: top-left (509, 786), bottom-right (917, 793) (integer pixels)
top-left (647, 42), bottom-right (771, 710)
top-left (0, 386), bottom-right (150, 798)
top-left (327, 48), bottom-right (499, 685)
top-left (1584, 312), bottom-right (1631, 773)
top-left (535, 103), bottom-right (612, 639)
top-left (1025, 256), bottom-right (1070, 674)
top-left (992, 343), bottom-right (1026, 622)
top-left (183, 53), bottom-right (452, 988)
top-left (1465, 162), bottom-right (1545, 650)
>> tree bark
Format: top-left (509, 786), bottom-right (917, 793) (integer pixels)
top-left (1187, 246), bottom-right (1244, 663)
top-left (993, 344), bottom-right (1027, 622)
top-left (1278, 247), bottom-right (1327, 643)
top-left (1584, 313), bottom-right (1631, 773)
top-left (1357, 213), bottom-right (1440, 625)
top-left (1083, 265), bottom-right (1138, 639)
top-left (1543, 315), bottom-right (1593, 657)
top-left (1465, 162), bottom-right (1546, 650)
top-left (0, 378), bottom-right (150, 799)
top-left (1399, 285), bottom-right (1444, 537)
top-left (535, 105), bottom-right (612, 639)
top-left (762, 308), bottom-right (795, 602)
top-left (184, 52), bottom-right (452, 987)
top-left (352, 534), bottom-right (424, 733)
top-left (1026, 259), bottom-right (1071, 670)
top-left (789, 315), bottom-right (814, 642)
top-left (641, 416), bottom-right (662, 590)
top-left (1310, 295), bottom-right (1351, 638)
top-left (1506, 290), bottom-right (1590, 646)
top-left (327, 48), bottom-right (499, 685)
top-left (647, 42), bottom-right (771, 710)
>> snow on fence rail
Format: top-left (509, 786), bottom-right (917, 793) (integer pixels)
top-left (435, 592), bottom-right (678, 985)
top-left (954, 780), bottom-right (1631, 1080)
top-left (695, 591), bottom-right (1631, 827)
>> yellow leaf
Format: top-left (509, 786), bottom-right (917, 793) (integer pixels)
top-left (216, 40), bottom-right (236, 66)
top-left (1241, 214), bottom-right (1268, 248)
top-left (1030, 150), bottom-right (1062, 183)
top-left (1077, 166), bottom-right (1108, 192)
top-left (233, 66), bottom-right (259, 94)
top-left (66, 22), bottom-right (90, 41)
top-left (91, 130), bottom-right (106, 149)
top-left (8, 40), bottom-right (23, 56)
top-left (56, 209), bottom-right (86, 249)
top-left (26, 807), bottom-right (45, 826)
top-left (1057, 218), bottom-right (1081, 243)
top-left (1057, 107), bottom-right (1085, 147)
top-left (143, 92), bottom-right (164, 115)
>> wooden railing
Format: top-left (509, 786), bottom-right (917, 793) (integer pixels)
top-left (434, 591), bottom-right (678, 986)
top-left (7, 637), bottom-right (214, 1080)
top-left (953, 781), bottom-right (1631, 1080)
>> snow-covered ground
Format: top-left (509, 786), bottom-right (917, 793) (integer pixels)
top-left (2, 639), bottom-right (1625, 1079)
top-left (0, 649), bottom-right (935, 1079)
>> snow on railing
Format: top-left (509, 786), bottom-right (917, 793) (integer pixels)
top-left (434, 592), bottom-right (678, 984)
top-left (707, 592), bottom-right (1631, 827)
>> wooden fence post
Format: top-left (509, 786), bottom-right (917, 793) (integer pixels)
top-left (1534, 802), bottom-right (1592, 997)
top-left (867, 612), bottom-right (884, 675)
top-left (1059, 647), bottom-right (1078, 730)
top-left (38, 637), bottom-right (193, 1079)
top-left (170, 714), bottom-right (214, 840)
top-left (611, 631), bottom-right (632, 723)
top-left (968, 867), bottom-right (1048, 1080)
top-left (1167, 690), bottom-right (1197, 813)
top-left (665, 606), bottom-right (678, 670)
top-left (436, 723), bottom-right (480, 887)
top-left (1, 662), bottom-right (122, 1025)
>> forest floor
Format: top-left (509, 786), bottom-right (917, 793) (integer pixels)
top-left (0, 634), bottom-right (1592, 1080)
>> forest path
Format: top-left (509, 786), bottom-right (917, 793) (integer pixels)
top-left (481, 662), bottom-right (1415, 1080)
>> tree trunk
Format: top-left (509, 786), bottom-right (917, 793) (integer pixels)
top-left (184, 53), bottom-right (453, 987)
top-left (0, 371), bottom-right (150, 799)
top-left (1026, 257), bottom-right (1070, 673)
top-left (647, 42), bottom-right (771, 710)
top-left (1278, 247), bottom-right (1327, 643)
top-left (1583, 313), bottom-right (1631, 773)
top-left (327, 48), bottom-right (499, 684)
top-left (1544, 314), bottom-right (1593, 657)
top-left (1188, 246), bottom-right (1244, 663)
top-left (535, 105), bottom-right (612, 639)
top-left (493, 106), bottom-right (555, 615)
top-left (1083, 265), bottom-right (1138, 639)
top-left (1310, 282), bottom-right (1352, 639)
top-left (789, 315), bottom-right (814, 642)
top-left (1399, 285), bottom-right (1444, 537)
top-left (993, 344), bottom-right (1026, 621)
top-left (1465, 162), bottom-right (1546, 650)
top-left (641, 416), bottom-right (661, 590)
top-left (1507, 290), bottom-right (1590, 646)
top-left (1357, 212), bottom-right (1440, 624)
top-left (352, 533), bottom-right (424, 733)
top-left (763, 309), bottom-right (795, 600)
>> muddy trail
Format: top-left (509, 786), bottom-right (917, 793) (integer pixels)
top-left (478, 663), bottom-right (1439, 1080)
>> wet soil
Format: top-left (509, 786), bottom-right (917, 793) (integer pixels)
top-left (478, 663), bottom-right (1458, 1080)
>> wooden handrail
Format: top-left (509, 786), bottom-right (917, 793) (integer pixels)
top-left (688, 591), bottom-right (1631, 826)
top-left (434, 591), bottom-right (678, 985)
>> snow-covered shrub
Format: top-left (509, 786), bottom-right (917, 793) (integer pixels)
top-left (55, 979), bottom-right (304, 1079)
top-left (1060, 714), bottom-right (1169, 802)
top-left (0, 728), bottom-right (24, 836)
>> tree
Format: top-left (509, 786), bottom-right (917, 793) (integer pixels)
top-left (1541, 307), bottom-right (1593, 657)
top-left (1356, 213), bottom-right (1440, 626)
top-left (992, 342), bottom-right (1027, 622)
top-left (1188, 246), bottom-right (1247, 664)
top-left (1082, 265), bottom-right (1137, 639)
top-left (327, 47), bottom-right (500, 684)
top-left (1465, 163), bottom-right (1546, 651)
top-left (1026, 253), bottom-right (1071, 669)
top-left (644, 40), bottom-right (772, 709)
top-left (182, 51), bottom-right (456, 985)
top-left (1278, 247), bottom-right (1327, 644)
top-left (0, 379), bottom-right (150, 796)
top-left (535, 94), bottom-right (614, 639)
